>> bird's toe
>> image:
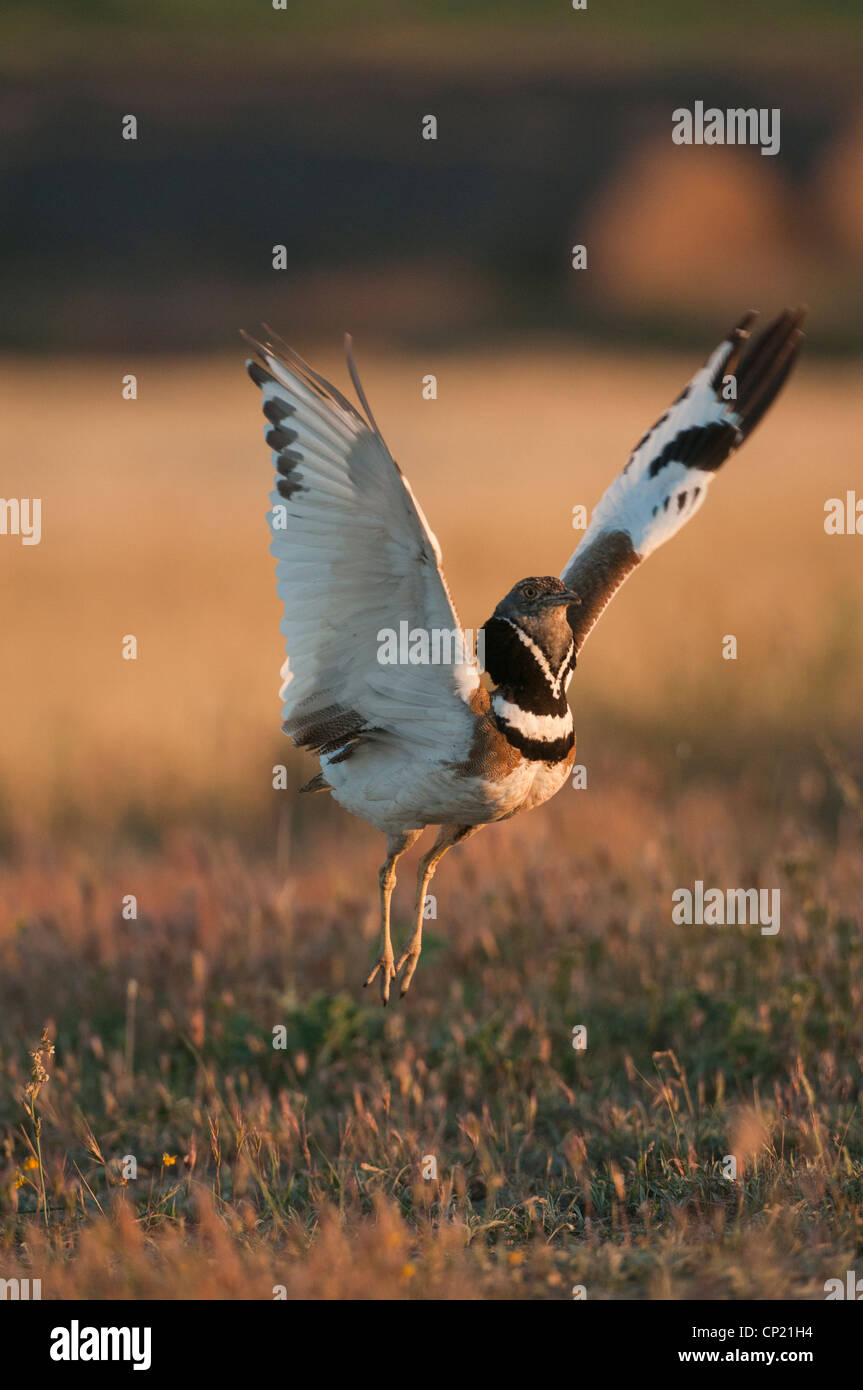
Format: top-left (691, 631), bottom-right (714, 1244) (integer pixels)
top-left (364, 954), bottom-right (396, 1005)
top-left (395, 945), bottom-right (421, 997)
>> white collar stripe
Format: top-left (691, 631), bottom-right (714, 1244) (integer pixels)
top-left (492, 694), bottom-right (572, 742)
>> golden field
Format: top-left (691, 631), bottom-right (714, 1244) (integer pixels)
top-left (0, 344), bottom-right (861, 1298)
top-left (1, 343), bottom-right (862, 830)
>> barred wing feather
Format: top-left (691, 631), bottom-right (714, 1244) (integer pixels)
top-left (560, 308), bottom-right (805, 655)
top-left (245, 332), bottom-right (481, 765)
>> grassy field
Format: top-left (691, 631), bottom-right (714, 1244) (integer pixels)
top-left (1, 344), bottom-right (862, 1298)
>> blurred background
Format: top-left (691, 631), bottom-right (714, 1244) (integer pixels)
top-left (3, 1), bottom-right (863, 352)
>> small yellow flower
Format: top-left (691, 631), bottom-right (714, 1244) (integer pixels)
top-left (400, 1263), bottom-right (416, 1280)
top-left (508, 1251), bottom-right (525, 1266)
top-left (23, 1157), bottom-right (39, 1171)
top-left (162, 1152), bottom-right (177, 1167)
top-left (13, 1172), bottom-right (25, 1189)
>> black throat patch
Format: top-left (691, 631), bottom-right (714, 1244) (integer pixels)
top-left (482, 616), bottom-right (575, 763)
top-left (483, 616), bottom-right (574, 714)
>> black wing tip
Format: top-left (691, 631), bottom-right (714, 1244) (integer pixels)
top-left (751, 304), bottom-right (807, 346)
top-left (710, 310), bottom-right (758, 387)
top-left (733, 304), bottom-right (807, 331)
top-left (732, 309), bottom-right (759, 337)
top-left (732, 305), bottom-right (806, 438)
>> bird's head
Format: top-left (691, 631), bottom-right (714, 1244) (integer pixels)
top-left (485, 577), bottom-right (581, 678)
top-left (493, 576), bottom-right (580, 627)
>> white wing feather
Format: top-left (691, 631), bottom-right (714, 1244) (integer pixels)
top-left (561, 308), bottom-right (805, 655)
top-left (245, 333), bottom-right (481, 767)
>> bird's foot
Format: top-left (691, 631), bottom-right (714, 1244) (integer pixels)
top-left (364, 951), bottom-right (397, 1005)
top-left (394, 938), bottom-right (422, 998)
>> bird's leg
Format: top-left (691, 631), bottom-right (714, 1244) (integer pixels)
top-left (396, 823), bottom-right (481, 998)
top-left (364, 829), bottom-right (422, 1005)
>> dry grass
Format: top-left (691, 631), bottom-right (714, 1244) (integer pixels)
top-left (1, 346), bottom-right (861, 1297)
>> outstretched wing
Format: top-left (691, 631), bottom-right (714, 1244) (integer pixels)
top-left (560, 308), bottom-right (805, 655)
top-left (245, 331), bottom-right (481, 765)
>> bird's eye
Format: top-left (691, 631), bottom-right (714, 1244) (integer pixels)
top-left (522, 584), bottom-right (538, 600)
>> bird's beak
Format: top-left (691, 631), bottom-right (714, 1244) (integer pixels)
top-left (548, 588), bottom-right (581, 607)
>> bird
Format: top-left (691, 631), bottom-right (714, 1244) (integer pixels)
top-left (244, 308), bottom-right (805, 1003)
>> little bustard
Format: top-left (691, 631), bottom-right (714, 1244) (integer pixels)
top-left (244, 309), bottom-right (805, 1001)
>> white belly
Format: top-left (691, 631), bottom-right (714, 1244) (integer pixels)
top-left (322, 738), bottom-right (572, 835)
